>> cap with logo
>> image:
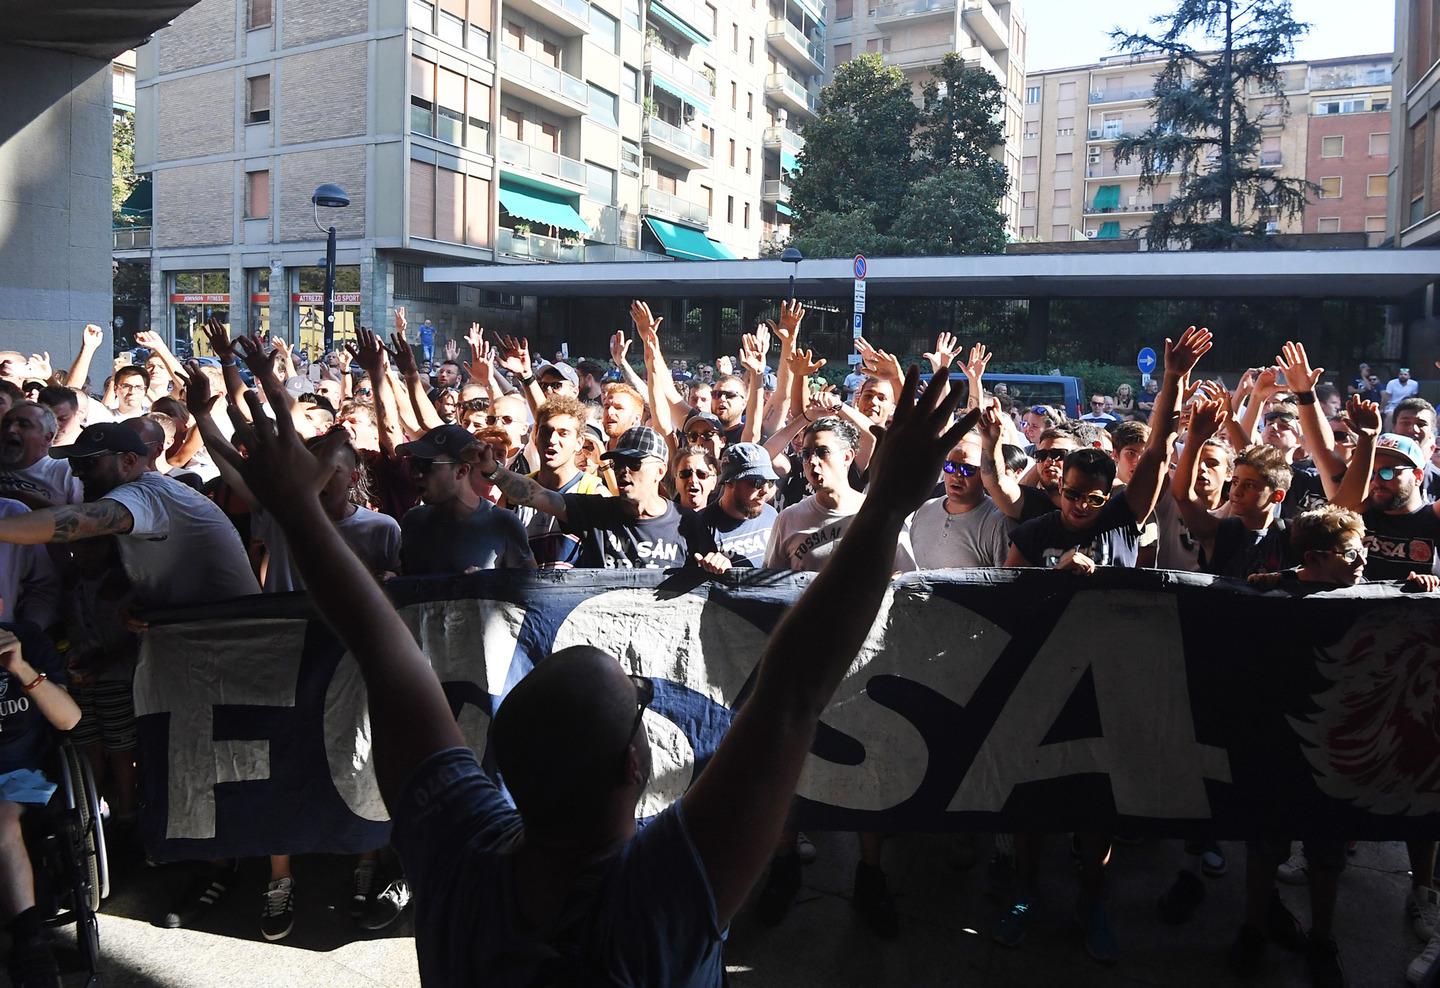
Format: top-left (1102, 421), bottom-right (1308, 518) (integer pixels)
top-left (682, 411), bottom-right (724, 434)
top-left (536, 361), bottom-right (580, 388)
top-left (719, 442), bottom-right (779, 485)
top-left (602, 426), bottom-right (668, 463)
top-left (1376, 433), bottom-right (1426, 469)
top-left (396, 424), bottom-right (479, 460)
top-left (49, 423), bottom-right (150, 459)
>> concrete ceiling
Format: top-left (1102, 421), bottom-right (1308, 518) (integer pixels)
top-left (0, 0), bottom-right (200, 60)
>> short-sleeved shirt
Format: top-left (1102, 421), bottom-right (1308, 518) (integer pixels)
top-left (254, 505), bottom-right (401, 592)
top-left (0, 458), bottom-right (82, 508)
top-left (562, 495), bottom-right (713, 569)
top-left (101, 472), bottom-right (260, 607)
top-left (0, 621), bottom-right (67, 774)
top-left (1009, 495), bottom-right (1141, 568)
top-left (401, 499), bottom-right (535, 575)
top-left (1205, 517), bottom-right (1293, 578)
top-left (1015, 485), bottom-right (1059, 522)
top-left (392, 747), bottom-right (725, 987)
top-left (765, 496), bottom-right (854, 572)
top-left (0, 499), bottom-right (58, 629)
top-left (902, 496), bottom-right (1012, 570)
top-left (513, 471), bottom-right (608, 570)
top-left (1282, 461), bottom-right (1329, 519)
top-left (700, 501), bottom-right (777, 567)
top-left (1385, 378), bottom-right (1420, 408)
top-left (1362, 504), bottom-right (1440, 580)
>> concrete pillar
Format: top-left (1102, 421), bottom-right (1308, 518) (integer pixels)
top-left (1025, 298), bottom-right (1050, 361)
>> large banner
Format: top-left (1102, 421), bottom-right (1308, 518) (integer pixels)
top-left (135, 568), bottom-right (1440, 861)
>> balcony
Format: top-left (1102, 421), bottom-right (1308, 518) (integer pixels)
top-left (961, 0), bottom-right (1008, 53)
top-left (644, 44), bottom-right (714, 107)
top-left (497, 227), bottom-right (585, 262)
top-left (113, 226), bottom-right (152, 250)
top-left (765, 72), bottom-right (819, 117)
top-left (649, 0), bottom-right (711, 43)
top-left (640, 186), bottom-right (710, 229)
top-left (959, 44), bottom-right (1001, 83)
top-left (762, 125), bottom-right (805, 152)
top-left (642, 115), bottom-right (713, 169)
top-left (874, 0), bottom-right (956, 25)
top-left (1260, 150), bottom-right (1283, 166)
top-left (502, 0), bottom-right (590, 37)
top-left (766, 19), bottom-right (825, 73)
top-left (1083, 198), bottom-right (1155, 215)
top-left (499, 45), bottom-right (588, 116)
top-left (586, 244), bottom-right (673, 262)
top-left (1087, 125), bottom-right (1140, 142)
top-left (761, 179), bottom-right (791, 202)
top-left (891, 41), bottom-right (954, 72)
top-left (1089, 86), bottom-right (1154, 105)
top-left (498, 136), bottom-right (587, 191)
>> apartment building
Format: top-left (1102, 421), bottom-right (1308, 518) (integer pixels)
top-left (827, 0), bottom-right (1026, 233)
top-left (1021, 51), bottom-right (1391, 245)
top-left (124, 0), bottom-right (826, 349)
top-left (1389, 0), bottom-right (1440, 246)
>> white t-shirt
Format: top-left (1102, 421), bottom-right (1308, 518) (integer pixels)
top-left (101, 471), bottom-right (259, 607)
top-left (252, 504), bottom-right (401, 593)
top-left (1154, 489), bottom-right (1232, 572)
top-left (1385, 377), bottom-right (1419, 409)
top-left (0, 457), bottom-right (83, 508)
top-left (765, 494), bottom-right (912, 572)
top-left (901, 496), bottom-right (1012, 570)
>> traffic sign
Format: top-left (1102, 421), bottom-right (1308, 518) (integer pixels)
top-left (853, 280), bottom-right (867, 314)
top-left (853, 312), bottom-right (864, 336)
top-left (1137, 347), bottom-right (1157, 375)
top-left (853, 254), bottom-right (867, 280)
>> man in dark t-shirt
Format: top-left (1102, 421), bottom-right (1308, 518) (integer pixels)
top-left (700, 443), bottom-right (779, 568)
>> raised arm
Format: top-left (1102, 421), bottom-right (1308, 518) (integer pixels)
top-left (136, 330), bottom-right (186, 383)
top-left (179, 361), bottom-right (256, 505)
top-left (350, 329), bottom-right (408, 455)
top-left (762, 301), bottom-right (805, 435)
top-left (200, 318), bottom-right (251, 417)
top-left (67, 324), bottom-right (105, 394)
top-left (1330, 395), bottom-right (1380, 512)
top-left (1276, 341), bottom-right (1346, 495)
top-left (683, 368), bottom-right (977, 928)
top-left (923, 332), bottom-right (961, 404)
top-left (498, 335), bottom-right (544, 417)
top-left (1172, 395), bottom-right (1227, 545)
top-left (390, 322), bottom-right (445, 432)
top-left (1125, 326), bottom-right (1211, 519)
top-left (467, 442), bottom-right (569, 521)
top-left (854, 337), bottom-right (904, 399)
top-left (0, 501), bottom-right (135, 546)
top-left (977, 403), bottom-right (1025, 520)
top-left (737, 328), bottom-right (770, 445)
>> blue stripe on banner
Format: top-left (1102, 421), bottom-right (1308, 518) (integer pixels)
top-left (135, 568), bottom-right (1440, 860)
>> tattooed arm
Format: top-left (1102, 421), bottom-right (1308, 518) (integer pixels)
top-left (0, 500), bottom-right (135, 545)
top-left (466, 442), bottom-right (569, 521)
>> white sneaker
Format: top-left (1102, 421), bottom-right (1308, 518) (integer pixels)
top-left (1276, 846), bottom-right (1308, 886)
top-left (1409, 930), bottom-right (1440, 985)
top-left (1408, 885), bottom-right (1440, 942)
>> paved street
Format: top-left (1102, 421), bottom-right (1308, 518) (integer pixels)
top-left (22, 833), bottom-right (1428, 987)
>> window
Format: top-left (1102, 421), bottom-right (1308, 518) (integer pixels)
top-left (587, 161), bottom-right (616, 204)
top-left (1370, 132), bottom-right (1390, 156)
top-left (1373, 97), bottom-right (1390, 112)
top-left (1316, 217), bottom-right (1341, 233)
top-left (247, 74), bottom-right (271, 124)
top-left (834, 43), bottom-right (851, 63)
top-left (466, 174), bottom-right (490, 247)
top-left (1057, 81), bottom-right (1075, 100)
top-left (1022, 155), bottom-right (1037, 174)
top-left (588, 83), bottom-right (619, 128)
top-left (436, 67), bottom-right (466, 144)
top-left (701, 184), bottom-right (713, 214)
top-left (743, 201), bottom-right (750, 228)
top-left (732, 23), bottom-right (739, 51)
top-left (1020, 225), bottom-right (1035, 238)
top-left (835, 0), bottom-right (852, 18)
top-left (623, 0), bottom-right (641, 30)
top-left (590, 5), bottom-right (620, 52)
top-left (1054, 152), bottom-right (1072, 171)
top-left (700, 123), bottom-right (712, 152)
top-left (245, 170), bottom-right (269, 219)
top-left (747, 92), bottom-right (753, 119)
top-left (706, 3), bottom-right (718, 33)
top-left (438, 9), bottom-right (465, 46)
top-left (466, 78), bottom-right (490, 151)
top-left (703, 63), bottom-right (717, 95)
top-left (623, 65), bottom-right (641, 103)
top-left (748, 36), bottom-right (755, 63)
top-left (501, 107), bottom-right (524, 141)
top-left (1054, 188), bottom-right (1070, 207)
top-left (411, 0), bottom-right (435, 31)
top-left (436, 166), bottom-right (464, 243)
top-left (1057, 116), bottom-right (1074, 134)
top-left (621, 138), bottom-right (642, 176)
top-left (731, 81), bottom-right (737, 109)
top-left (1365, 214), bottom-right (1387, 233)
top-left (504, 21), bottom-right (523, 48)
top-left (745, 146), bottom-right (752, 174)
top-left (1021, 191), bottom-right (1035, 208)
top-left (1321, 135), bottom-right (1344, 157)
top-left (248, 0), bottom-right (272, 30)
top-left (466, 0), bottom-right (490, 57)
top-left (1052, 224), bottom-right (1071, 240)
top-left (1319, 176), bottom-right (1342, 199)
top-left (1026, 85), bottom-right (1040, 104)
top-left (727, 195), bottom-right (734, 222)
top-left (1368, 174), bottom-right (1389, 197)
top-left (1410, 115), bottom-right (1428, 221)
top-left (728, 138), bottom-right (736, 166)
top-left (410, 160), bottom-right (436, 240)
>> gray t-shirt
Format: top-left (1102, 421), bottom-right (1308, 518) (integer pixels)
top-left (766, 495), bottom-right (911, 572)
top-left (401, 499), bottom-right (535, 575)
top-left (0, 457), bottom-right (82, 508)
top-left (253, 505), bottom-right (401, 593)
top-left (902, 496), bottom-right (1012, 570)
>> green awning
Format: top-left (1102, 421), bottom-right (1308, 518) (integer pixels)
top-left (651, 74), bottom-right (709, 114)
top-left (776, 201), bottom-right (794, 218)
top-left (645, 217), bottom-right (735, 260)
top-left (1093, 184), bottom-right (1121, 210)
top-left (1097, 221), bottom-right (1121, 239)
top-left (119, 177), bottom-right (152, 218)
top-left (650, 1), bottom-right (709, 45)
top-left (780, 149), bottom-right (800, 173)
top-left (498, 182), bottom-right (590, 235)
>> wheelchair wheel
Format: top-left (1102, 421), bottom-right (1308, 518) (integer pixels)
top-left (60, 745), bottom-right (103, 914)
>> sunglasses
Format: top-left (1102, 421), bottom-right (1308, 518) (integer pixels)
top-left (1062, 487), bottom-right (1109, 508)
top-left (462, 398), bottom-right (490, 412)
top-left (677, 468), bottom-right (712, 481)
top-left (942, 461), bottom-right (979, 477)
top-left (686, 430), bottom-right (719, 442)
top-left (1036, 449), bottom-right (1068, 462)
top-left (539, 379), bottom-right (567, 392)
top-left (620, 674), bottom-right (654, 768)
top-left (355, 388), bottom-right (372, 397)
top-left (1373, 466), bottom-right (1406, 482)
top-left (713, 390), bottom-right (743, 401)
top-left (799, 446), bottom-right (833, 460)
top-left (1323, 546), bottom-right (1367, 563)
top-left (1331, 431), bottom-right (1354, 444)
top-left (611, 455), bottom-right (646, 471)
top-left (486, 414), bottom-right (519, 426)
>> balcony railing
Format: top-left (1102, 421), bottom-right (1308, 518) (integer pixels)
top-left (640, 186), bottom-right (710, 228)
top-left (585, 244), bottom-right (673, 262)
top-left (643, 115), bottom-right (713, 161)
top-left (1087, 126), bottom-right (1139, 141)
top-left (873, 0), bottom-right (957, 21)
top-left (498, 136), bottom-right (587, 188)
top-left (499, 46), bottom-right (588, 107)
top-left (762, 125), bottom-right (805, 151)
top-left (113, 226), bottom-right (152, 250)
top-left (765, 72), bottom-right (820, 115)
top-left (1260, 150), bottom-right (1283, 166)
top-left (765, 19), bottom-right (825, 69)
top-left (498, 227), bottom-right (584, 262)
top-left (1089, 87), bottom-right (1153, 104)
top-left (650, 0), bottom-right (710, 38)
top-left (644, 44), bottom-right (714, 100)
top-left (1085, 200), bottom-right (1155, 214)
top-left (761, 179), bottom-right (791, 201)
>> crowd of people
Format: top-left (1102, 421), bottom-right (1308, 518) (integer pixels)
top-left (0, 302), bottom-right (1435, 987)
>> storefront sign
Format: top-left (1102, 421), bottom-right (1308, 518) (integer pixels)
top-left (292, 292), bottom-right (362, 305)
top-left (169, 294), bottom-right (230, 304)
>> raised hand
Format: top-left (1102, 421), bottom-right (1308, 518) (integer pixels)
top-left (923, 332), bottom-right (960, 375)
top-left (1342, 394), bottom-right (1381, 439)
top-left (805, 390), bottom-right (841, 420)
top-left (498, 335), bottom-right (532, 377)
top-left (465, 339), bottom-right (496, 384)
top-left (773, 299), bottom-right (804, 351)
top-left (466, 323), bottom-right (483, 350)
top-left (444, 339), bottom-right (460, 362)
top-left (865, 365), bottom-right (979, 517)
top-left (1276, 341), bottom-right (1323, 394)
top-left (738, 333), bottom-right (766, 376)
top-left (716, 355), bottom-right (734, 377)
top-left (394, 306), bottom-right (408, 338)
top-left (135, 330), bottom-right (169, 354)
top-left (213, 389), bottom-right (350, 513)
top-left (177, 360), bottom-right (218, 419)
top-left (787, 346), bottom-right (826, 378)
top-left (28, 352), bottom-right (52, 381)
top-left (235, 335), bottom-right (283, 385)
top-left (1189, 395), bottom-right (1228, 441)
top-left (1253, 366), bottom-right (1284, 400)
top-left (390, 333), bottom-right (418, 377)
top-left (610, 330), bottom-right (632, 367)
top-left (352, 327), bottom-right (387, 377)
top-left (112, 355), bottom-right (131, 371)
top-left (81, 324), bottom-right (104, 350)
top-left (1163, 325), bottom-right (1213, 377)
top-left (977, 403), bottom-right (1004, 445)
top-left (201, 317), bottom-right (234, 359)
top-left (855, 337), bottom-right (903, 386)
top-left (630, 299), bottom-right (663, 349)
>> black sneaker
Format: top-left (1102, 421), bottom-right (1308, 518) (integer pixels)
top-left (350, 859), bottom-right (380, 920)
top-left (7, 935), bottom-right (60, 988)
top-left (1158, 869), bottom-right (1207, 925)
top-left (161, 861), bottom-right (237, 929)
top-left (361, 878), bottom-right (412, 931)
top-left (1306, 934), bottom-right (1346, 988)
top-left (1228, 923), bottom-right (1267, 977)
top-left (853, 862), bottom-right (899, 939)
top-left (261, 877), bottom-right (295, 942)
top-left (754, 852), bottom-right (802, 926)
top-left (1266, 890), bottom-right (1307, 952)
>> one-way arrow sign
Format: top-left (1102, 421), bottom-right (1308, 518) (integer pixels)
top-left (1137, 347), bottom-right (1157, 375)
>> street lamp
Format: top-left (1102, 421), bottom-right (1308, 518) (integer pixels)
top-left (781, 246), bottom-right (803, 302)
top-left (311, 183), bottom-right (351, 353)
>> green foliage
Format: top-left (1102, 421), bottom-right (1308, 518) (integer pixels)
top-left (1111, 0), bottom-right (1314, 249)
top-left (890, 169), bottom-right (1008, 255)
top-left (112, 112), bottom-right (137, 227)
top-left (915, 57), bottom-right (1007, 198)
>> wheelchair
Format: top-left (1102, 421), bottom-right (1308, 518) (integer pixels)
top-left (20, 739), bottom-right (109, 987)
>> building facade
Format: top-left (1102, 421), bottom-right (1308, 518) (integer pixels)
top-left (1390, 0), bottom-right (1440, 246)
top-left (124, 0), bottom-right (827, 351)
top-left (1021, 51), bottom-right (1392, 246)
top-left (826, 0), bottom-right (1026, 233)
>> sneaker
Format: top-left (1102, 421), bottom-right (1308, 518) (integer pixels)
top-left (1228, 924), bottom-right (1267, 977)
top-left (993, 897), bottom-right (1033, 948)
top-left (1409, 886), bottom-right (1440, 942)
top-left (1076, 900), bottom-right (1119, 965)
top-left (1409, 930), bottom-right (1440, 985)
top-left (754, 852), bottom-right (802, 926)
top-left (160, 861), bottom-right (237, 929)
top-left (351, 859), bottom-right (380, 920)
top-left (1199, 841), bottom-right (1227, 878)
top-left (361, 878), bottom-right (412, 931)
top-left (853, 862), bottom-right (899, 938)
top-left (261, 877), bottom-right (295, 942)
top-left (795, 832), bottom-right (817, 865)
top-left (1267, 891), bottom-right (1307, 952)
top-left (1306, 933), bottom-right (1346, 988)
top-left (6, 935), bottom-right (60, 988)
top-left (1277, 846), bottom-right (1310, 886)
top-left (1158, 869), bottom-right (1206, 925)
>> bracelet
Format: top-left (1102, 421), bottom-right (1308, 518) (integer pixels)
top-left (484, 465), bottom-right (504, 482)
top-left (220, 358), bottom-right (238, 367)
top-left (22, 672), bottom-right (45, 691)
top-left (519, 374), bottom-right (535, 386)
top-left (1295, 391), bottom-right (1317, 406)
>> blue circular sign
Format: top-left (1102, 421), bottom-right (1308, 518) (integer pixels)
top-left (1136, 347), bottom-right (1157, 374)
top-left (853, 255), bottom-right (867, 280)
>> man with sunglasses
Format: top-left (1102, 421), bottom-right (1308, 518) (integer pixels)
top-left (710, 375), bottom-right (751, 446)
top-left (700, 444), bottom-right (779, 568)
top-left (903, 432), bottom-right (1010, 569)
top-left (682, 411), bottom-right (726, 461)
top-left (1080, 394), bottom-right (1117, 425)
top-left (535, 361), bottom-right (580, 401)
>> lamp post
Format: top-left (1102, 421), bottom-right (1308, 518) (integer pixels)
top-left (311, 183), bottom-right (351, 354)
top-left (781, 246), bottom-right (803, 302)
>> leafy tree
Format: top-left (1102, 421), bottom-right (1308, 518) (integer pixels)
top-left (890, 169), bottom-right (1007, 255)
top-left (113, 111), bottom-right (138, 226)
top-left (1111, 0), bottom-right (1313, 249)
top-left (914, 54), bottom-right (1007, 199)
top-left (784, 205), bottom-right (908, 258)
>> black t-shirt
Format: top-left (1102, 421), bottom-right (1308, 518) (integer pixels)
top-left (1206, 517), bottom-right (1294, 578)
top-left (1423, 462), bottom-right (1440, 504)
top-left (562, 494), bottom-right (714, 569)
top-left (1281, 461), bottom-right (1328, 519)
top-left (1016, 485), bottom-right (1058, 522)
top-left (1009, 495), bottom-right (1141, 568)
top-left (700, 501), bottom-right (777, 567)
top-left (0, 621), bottom-right (65, 774)
top-left (1362, 504), bottom-right (1440, 580)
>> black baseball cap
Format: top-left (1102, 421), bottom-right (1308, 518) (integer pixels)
top-left (395, 424), bottom-right (478, 460)
top-left (49, 423), bottom-right (150, 459)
